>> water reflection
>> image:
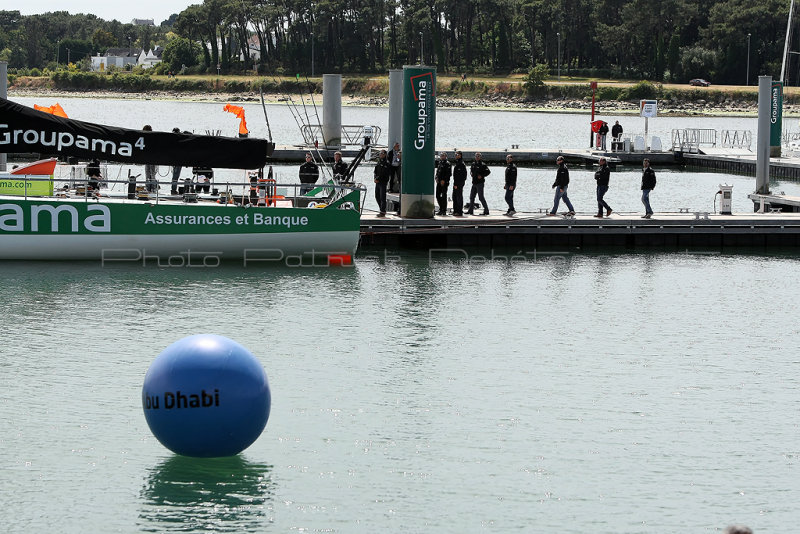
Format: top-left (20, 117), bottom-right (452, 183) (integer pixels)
top-left (139, 455), bottom-right (275, 533)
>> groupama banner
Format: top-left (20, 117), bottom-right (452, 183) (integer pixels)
top-left (770, 80), bottom-right (783, 157)
top-left (401, 66), bottom-right (436, 218)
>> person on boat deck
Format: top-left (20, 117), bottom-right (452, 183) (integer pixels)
top-left (192, 166), bottom-right (213, 194)
top-left (299, 152), bottom-right (320, 195)
top-left (435, 152), bottom-right (451, 215)
top-left (599, 121), bottom-right (610, 150)
top-left (142, 125), bottom-right (158, 193)
top-left (331, 151), bottom-right (349, 183)
top-left (374, 149), bottom-right (392, 217)
top-left (549, 155), bottom-right (575, 216)
top-left (388, 142), bottom-right (402, 193)
top-left (611, 120), bottom-right (623, 141)
top-left (86, 158), bottom-right (101, 191)
top-left (467, 152), bottom-right (490, 215)
top-left (170, 128), bottom-right (182, 194)
top-left (451, 151), bottom-right (467, 216)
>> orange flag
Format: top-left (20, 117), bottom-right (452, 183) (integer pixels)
top-left (34, 103), bottom-right (69, 118)
top-left (223, 104), bottom-right (248, 135)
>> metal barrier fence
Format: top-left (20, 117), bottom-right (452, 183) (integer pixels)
top-left (300, 125), bottom-right (382, 147)
top-left (671, 129), bottom-right (717, 153)
top-left (720, 130), bottom-right (752, 150)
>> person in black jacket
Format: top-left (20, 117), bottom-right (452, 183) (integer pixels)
top-left (434, 152), bottom-right (452, 215)
top-left (388, 142), bottom-right (401, 192)
top-left (640, 158), bottom-right (656, 218)
top-left (467, 152), bottom-right (490, 215)
top-left (299, 152), bottom-right (319, 195)
top-left (611, 120), bottom-right (623, 141)
top-left (331, 151), bottom-right (349, 183)
top-left (593, 157), bottom-right (612, 218)
top-left (452, 151), bottom-right (467, 216)
top-left (504, 154), bottom-right (517, 216)
top-left (374, 149), bottom-right (391, 216)
top-left (599, 121), bottom-right (610, 150)
top-left (548, 156), bottom-right (575, 215)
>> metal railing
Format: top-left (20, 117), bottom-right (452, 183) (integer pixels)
top-left (1, 173), bottom-right (366, 212)
top-left (720, 130), bottom-right (752, 150)
top-left (671, 128), bottom-right (717, 153)
top-left (300, 124), bottom-right (382, 147)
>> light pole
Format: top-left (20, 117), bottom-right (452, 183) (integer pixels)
top-left (311, 29), bottom-right (314, 77)
top-left (746, 33), bottom-right (751, 86)
top-left (557, 32), bottom-right (562, 81)
top-left (419, 31), bottom-right (423, 65)
top-left (56, 40), bottom-right (60, 69)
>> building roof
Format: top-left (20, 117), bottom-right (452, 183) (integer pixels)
top-left (104, 48), bottom-right (142, 58)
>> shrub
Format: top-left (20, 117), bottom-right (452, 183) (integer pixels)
top-left (524, 63), bottom-right (550, 96)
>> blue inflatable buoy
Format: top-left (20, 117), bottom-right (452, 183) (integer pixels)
top-left (142, 334), bottom-right (271, 457)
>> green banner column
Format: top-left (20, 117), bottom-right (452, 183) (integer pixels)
top-left (770, 80), bottom-right (783, 158)
top-left (400, 65), bottom-right (436, 218)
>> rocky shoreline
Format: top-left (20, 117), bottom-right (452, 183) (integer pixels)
top-left (8, 87), bottom-right (787, 116)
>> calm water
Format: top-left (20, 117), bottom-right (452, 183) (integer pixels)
top-left (2, 97), bottom-right (800, 533)
top-left (2, 254), bottom-right (799, 533)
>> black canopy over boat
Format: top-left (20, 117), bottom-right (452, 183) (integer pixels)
top-left (0, 97), bottom-right (274, 169)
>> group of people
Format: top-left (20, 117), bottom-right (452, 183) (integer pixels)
top-left (421, 151), bottom-right (658, 219)
top-left (597, 120), bottom-right (624, 151)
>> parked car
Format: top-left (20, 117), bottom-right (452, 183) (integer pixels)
top-left (689, 78), bottom-right (711, 87)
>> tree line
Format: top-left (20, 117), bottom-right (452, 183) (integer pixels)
top-left (0, 0), bottom-right (795, 85)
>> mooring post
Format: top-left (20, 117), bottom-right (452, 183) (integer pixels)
top-left (322, 74), bottom-right (342, 148)
top-left (388, 69), bottom-right (403, 151)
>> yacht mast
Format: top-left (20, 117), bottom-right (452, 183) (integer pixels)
top-left (782, 0), bottom-right (796, 82)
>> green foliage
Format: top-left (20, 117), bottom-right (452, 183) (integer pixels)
top-left (0, 0), bottom-right (790, 85)
top-left (524, 64), bottom-right (550, 96)
top-left (620, 81), bottom-right (660, 100)
top-left (679, 46), bottom-right (717, 81)
top-left (162, 36), bottom-right (200, 72)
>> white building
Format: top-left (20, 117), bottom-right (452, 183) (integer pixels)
top-left (138, 46), bottom-right (164, 69)
top-left (90, 48), bottom-right (141, 72)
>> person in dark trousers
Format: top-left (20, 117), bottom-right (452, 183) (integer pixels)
top-left (504, 154), bottom-right (517, 216)
top-left (374, 149), bottom-right (391, 216)
top-left (452, 151), bottom-right (467, 216)
top-left (192, 166), bottom-right (213, 193)
top-left (299, 152), bottom-right (319, 195)
top-left (142, 124), bottom-right (158, 192)
top-left (549, 155), bottom-right (575, 215)
top-left (599, 121), bottom-right (609, 150)
top-left (86, 158), bottom-right (101, 191)
top-left (640, 158), bottom-right (656, 218)
top-left (434, 151), bottom-right (451, 215)
top-left (467, 152), bottom-right (490, 215)
top-left (593, 157), bottom-right (612, 218)
top-left (611, 120), bottom-right (623, 141)
top-left (170, 127), bottom-right (182, 194)
top-left (332, 151), bottom-right (349, 183)
top-left (388, 142), bottom-right (401, 192)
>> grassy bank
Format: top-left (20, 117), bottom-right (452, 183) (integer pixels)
top-left (7, 71), bottom-right (782, 107)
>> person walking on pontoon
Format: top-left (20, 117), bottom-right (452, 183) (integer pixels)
top-left (548, 156), bottom-right (575, 216)
top-left (594, 157), bottom-right (612, 218)
top-left (641, 158), bottom-right (656, 219)
top-left (467, 152), bottom-right (490, 215)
